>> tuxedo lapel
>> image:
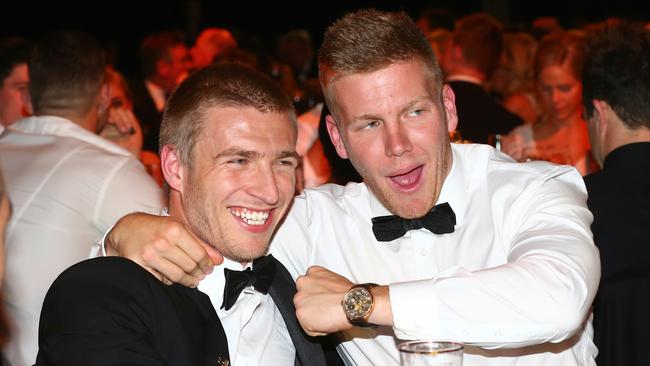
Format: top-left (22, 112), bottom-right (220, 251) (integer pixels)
top-left (174, 285), bottom-right (231, 365)
top-left (267, 257), bottom-right (327, 366)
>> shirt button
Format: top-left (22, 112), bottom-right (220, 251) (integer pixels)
top-left (419, 249), bottom-right (428, 256)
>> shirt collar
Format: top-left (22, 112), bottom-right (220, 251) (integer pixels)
top-left (366, 144), bottom-right (467, 227)
top-left (602, 142), bottom-right (650, 171)
top-left (9, 115), bottom-right (131, 156)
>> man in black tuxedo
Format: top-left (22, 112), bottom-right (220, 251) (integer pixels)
top-left (36, 63), bottom-right (332, 366)
top-left (581, 23), bottom-right (650, 366)
top-left (439, 13), bottom-right (522, 144)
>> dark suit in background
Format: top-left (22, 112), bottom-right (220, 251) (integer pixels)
top-left (130, 80), bottom-right (163, 153)
top-left (449, 80), bottom-right (523, 144)
top-left (36, 256), bottom-right (334, 366)
top-left (584, 142), bottom-right (650, 366)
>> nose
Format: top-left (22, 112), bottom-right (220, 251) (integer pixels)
top-left (249, 164), bottom-right (280, 205)
top-left (551, 89), bottom-right (562, 104)
top-left (384, 122), bottom-right (412, 157)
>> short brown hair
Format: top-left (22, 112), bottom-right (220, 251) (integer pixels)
top-left (29, 31), bottom-right (106, 116)
top-left (318, 9), bottom-right (442, 112)
top-left (453, 13), bottom-right (504, 78)
top-left (160, 62), bottom-right (295, 166)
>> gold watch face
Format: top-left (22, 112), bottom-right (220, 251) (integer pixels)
top-left (343, 287), bottom-right (373, 319)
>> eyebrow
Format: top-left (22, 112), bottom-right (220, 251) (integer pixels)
top-left (350, 96), bottom-right (430, 123)
top-left (214, 148), bottom-right (299, 160)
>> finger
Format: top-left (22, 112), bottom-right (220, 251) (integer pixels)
top-left (109, 109), bottom-right (132, 133)
top-left (306, 265), bottom-right (325, 274)
top-left (141, 253), bottom-right (201, 287)
top-left (182, 227), bottom-right (221, 273)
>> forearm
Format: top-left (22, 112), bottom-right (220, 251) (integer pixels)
top-left (390, 255), bottom-right (597, 348)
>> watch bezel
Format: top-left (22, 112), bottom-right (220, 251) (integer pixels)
top-left (341, 283), bottom-right (379, 327)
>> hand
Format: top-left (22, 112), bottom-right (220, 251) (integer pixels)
top-left (106, 212), bottom-right (224, 287)
top-left (101, 108), bottom-right (143, 157)
top-left (294, 266), bottom-right (355, 336)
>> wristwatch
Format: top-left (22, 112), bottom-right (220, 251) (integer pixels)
top-left (341, 283), bottom-right (379, 328)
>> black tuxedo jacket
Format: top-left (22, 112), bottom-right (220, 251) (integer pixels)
top-left (130, 79), bottom-right (163, 153)
top-left (36, 256), bottom-right (333, 366)
top-left (448, 80), bottom-right (523, 144)
top-left (584, 142), bottom-right (650, 366)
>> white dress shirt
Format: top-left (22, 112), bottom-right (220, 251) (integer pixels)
top-left (0, 115), bottom-right (164, 366)
top-left (198, 257), bottom-right (296, 366)
top-left (270, 143), bottom-right (600, 366)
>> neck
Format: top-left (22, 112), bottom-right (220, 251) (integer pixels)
top-left (605, 124), bottom-right (650, 158)
top-left (39, 108), bottom-right (98, 133)
top-left (148, 75), bottom-right (174, 93)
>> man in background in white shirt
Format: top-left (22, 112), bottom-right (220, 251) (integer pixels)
top-left (36, 63), bottom-right (333, 366)
top-left (103, 9), bottom-right (600, 366)
top-left (0, 31), bottom-right (163, 366)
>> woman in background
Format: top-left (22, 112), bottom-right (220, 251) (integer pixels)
top-left (100, 67), bottom-right (163, 186)
top-left (502, 31), bottom-right (597, 175)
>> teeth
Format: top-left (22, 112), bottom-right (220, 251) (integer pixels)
top-left (228, 208), bottom-right (270, 225)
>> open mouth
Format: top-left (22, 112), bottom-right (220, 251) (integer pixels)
top-left (388, 165), bottom-right (423, 191)
top-left (227, 207), bottom-right (270, 226)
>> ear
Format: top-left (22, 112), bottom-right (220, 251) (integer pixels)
top-left (325, 114), bottom-right (348, 159)
top-left (160, 144), bottom-right (184, 192)
top-left (592, 99), bottom-right (609, 139)
top-left (98, 82), bottom-right (111, 112)
top-left (21, 87), bottom-right (33, 115)
top-left (441, 84), bottom-right (458, 133)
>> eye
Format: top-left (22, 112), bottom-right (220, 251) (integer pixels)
top-left (558, 85), bottom-right (572, 92)
top-left (278, 158), bottom-right (299, 168)
top-left (406, 109), bottom-right (424, 118)
top-left (364, 120), bottom-right (380, 129)
top-left (227, 158), bottom-right (248, 165)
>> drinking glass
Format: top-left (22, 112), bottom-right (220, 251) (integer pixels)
top-left (398, 340), bottom-right (463, 366)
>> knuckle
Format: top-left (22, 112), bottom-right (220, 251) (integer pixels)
top-left (161, 220), bottom-right (183, 238)
top-left (152, 237), bottom-right (170, 252)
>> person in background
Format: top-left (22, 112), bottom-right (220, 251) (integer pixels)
top-left (276, 30), bottom-right (322, 114)
top-left (581, 22), bottom-right (650, 366)
top-left (100, 67), bottom-right (163, 186)
top-left (490, 32), bottom-right (540, 124)
top-left (502, 31), bottom-right (598, 175)
top-left (132, 31), bottom-right (190, 153)
top-left (190, 27), bottom-right (237, 71)
top-left (439, 12), bottom-right (523, 143)
top-left (0, 37), bottom-right (31, 132)
top-left (0, 170), bottom-right (11, 353)
top-left (0, 31), bottom-right (163, 366)
top-left (102, 9), bottom-right (599, 366)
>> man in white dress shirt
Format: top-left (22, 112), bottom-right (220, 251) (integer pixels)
top-left (104, 9), bottom-right (600, 366)
top-left (0, 31), bottom-right (163, 366)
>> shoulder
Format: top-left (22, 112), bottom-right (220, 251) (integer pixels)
top-left (293, 182), bottom-right (369, 214)
top-left (49, 257), bottom-right (160, 295)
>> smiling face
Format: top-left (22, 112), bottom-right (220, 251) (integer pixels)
top-left (326, 59), bottom-right (458, 218)
top-left (177, 106), bottom-right (298, 263)
top-left (537, 64), bottom-right (583, 123)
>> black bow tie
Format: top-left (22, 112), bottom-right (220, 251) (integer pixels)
top-left (221, 254), bottom-right (276, 311)
top-left (371, 202), bottom-right (456, 242)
